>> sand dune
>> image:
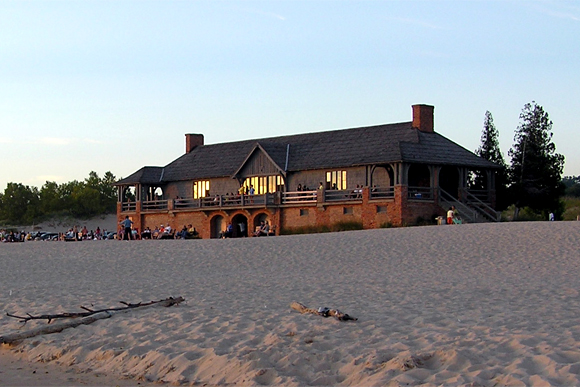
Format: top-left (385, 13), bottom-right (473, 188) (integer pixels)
top-left (1, 221), bottom-right (579, 386)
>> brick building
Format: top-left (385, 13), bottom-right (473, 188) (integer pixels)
top-left (115, 105), bottom-right (501, 238)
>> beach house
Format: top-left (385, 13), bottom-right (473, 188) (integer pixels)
top-left (114, 105), bottom-right (501, 238)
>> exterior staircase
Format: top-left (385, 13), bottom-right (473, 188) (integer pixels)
top-left (439, 188), bottom-right (501, 223)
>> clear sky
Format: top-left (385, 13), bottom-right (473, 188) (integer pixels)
top-left (1, 0), bottom-right (579, 191)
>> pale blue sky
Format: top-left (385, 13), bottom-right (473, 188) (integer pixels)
top-left (1, 0), bottom-right (579, 191)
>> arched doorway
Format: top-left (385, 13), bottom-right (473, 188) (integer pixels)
top-left (232, 214), bottom-right (248, 238)
top-left (210, 215), bottom-right (225, 239)
top-left (439, 166), bottom-right (460, 198)
top-left (370, 165), bottom-right (394, 189)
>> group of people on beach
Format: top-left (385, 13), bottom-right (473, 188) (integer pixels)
top-left (119, 217), bottom-right (199, 240)
top-left (0, 229), bottom-right (26, 242)
top-left (1, 226), bottom-right (112, 243)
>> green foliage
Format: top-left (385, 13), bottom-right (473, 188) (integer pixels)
top-left (562, 176), bottom-right (580, 198)
top-left (0, 171), bottom-right (117, 225)
top-left (0, 183), bottom-right (40, 224)
top-left (508, 102), bottom-right (565, 218)
top-left (501, 205), bottom-right (544, 222)
top-left (562, 196), bottom-right (580, 220)
top-left (561, 196), bottom-right (580, 221)
top-left (280, 221), bottom-right (363, 235)
top-left (473, 111), bottom-right (509, 210)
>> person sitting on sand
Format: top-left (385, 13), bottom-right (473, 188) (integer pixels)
top-left (451, 206), bottom-right (462, 224)
top-left (141, 227), bottom-right (152, 239)
top-left (157, 224), bottom-right (172, 239)
top-left (259, 221), bottom-right (270, 237)
top-left (447, 207), bottom-right (454, 224)
top-left (177, 225), bottom-right (188, 239)
top-left (186, 224), bottom-right (197, 238)
top-left (254, 221), bottom-right (265, 237)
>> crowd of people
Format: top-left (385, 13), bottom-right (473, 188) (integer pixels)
top-left (1, 226), bottom-right (113, 243)
top-left (118, 222), bottom-right (200, 240)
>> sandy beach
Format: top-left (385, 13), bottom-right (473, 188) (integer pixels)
top-left (1, 221), bottom-right (580, 386)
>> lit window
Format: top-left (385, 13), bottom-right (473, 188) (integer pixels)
top-left (193, 180), bottom-right (210, 199)
top-left (242, 175), bottom-right (284, 194)
top-left (326, 170), bottom-right (347, 190)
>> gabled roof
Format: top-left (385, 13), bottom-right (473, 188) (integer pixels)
top-left (117, 121), bottom-right (500, 185)
top-left (115, 167), bottom-right (164, 185)
top-left (231, 143), bottom-right (287, 178)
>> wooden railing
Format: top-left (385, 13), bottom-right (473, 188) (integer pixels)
top-left (282, 190), bottom-right (317, 204)
top-left (325, 189), bottom-right (363, 202)
top-left (370, 187), bottom-right (395, 199)
top-left (122, 202), bottom-right (137, 212)
top-left (174, 198), bottom-right (201, 209)
top-left (408, 186), bottom-right (433, 200)
top-left (121, 187), bottom-right (401, 213)
top-left (142, 200), bottom-right (168, 211)
top-left (462, 189), bottom-right (500, 222)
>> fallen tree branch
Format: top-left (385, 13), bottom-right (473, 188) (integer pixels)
top-left (1, 297), bottom-right (184, 345)
top-left (6, 296), bottom-right (184, 324)
top-left (290, 302), bottom-right (357, 321)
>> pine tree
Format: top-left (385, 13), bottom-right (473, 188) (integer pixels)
top-left (508, 102), bottom-right (565, 218)
top-left (473, 111), bottom-right (509, 209)
top-left (476, 112), bottom-right (505, 165)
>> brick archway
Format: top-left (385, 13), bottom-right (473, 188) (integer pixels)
top-left (231, 213), bottom-right (248, 238)
top-left (210, 215), bottom-right (225, 239)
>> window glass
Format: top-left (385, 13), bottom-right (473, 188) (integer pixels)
top-left (193, 180), bottom-right (210, 199)
top-left (242, 175), bottom-right (284, 194)
top-left (326, 170), bottom-right (347, 190)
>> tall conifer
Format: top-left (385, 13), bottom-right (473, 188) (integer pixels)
top-left (473, 111), bottom-right (508, 209)
top-left (508, 102), bottom-right (565, 217)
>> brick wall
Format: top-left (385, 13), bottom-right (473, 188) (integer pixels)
top-left (120, 185), bottom-right (446, 238)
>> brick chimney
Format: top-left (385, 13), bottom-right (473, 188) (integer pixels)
top-left (412, 104), bottom-right (434, 133)
top-left (185, 133), bottom-right (204, 153)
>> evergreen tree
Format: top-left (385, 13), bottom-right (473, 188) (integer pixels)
top-left (474, 111), bottom-right (509, 210)
top-left (508, 102), bottom-right (565, 218)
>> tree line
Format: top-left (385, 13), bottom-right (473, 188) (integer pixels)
top-left (473, 101), bottom-right (568, 220)
top-left (0, 171), bottom-right (117, 224)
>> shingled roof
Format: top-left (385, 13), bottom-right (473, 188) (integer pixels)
top-left (116, 166), bottom-right (164, 185)
top-left (116, 120), bottom-right (499, 185)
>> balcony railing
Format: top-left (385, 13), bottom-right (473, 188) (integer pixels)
top-left (142, 200), bottom-right (168, 211)
top-left (281, 190), bottom-right (317, 204)
top-left (370, 187), bottom-right (395, 199)
top-left (174, 198), bottom-right (201, 209)
top-left (122, 202), bottom-right (137, 212)
top-left (120, 187), bottom-right (400, 213)
top-left (408, 186), bottom-right (433, 200)
top-left (325, 189), bottom-right (363, 202)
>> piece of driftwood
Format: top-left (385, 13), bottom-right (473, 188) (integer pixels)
top-left (290, 301), bottom-right (357, 321)
top-left (1, 297), bottom-right (184, 345)
top-left (6, 296), bottom-right (184, 324)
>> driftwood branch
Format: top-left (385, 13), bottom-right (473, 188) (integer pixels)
top-left (290, 302), bottom-right (357, 321)
top-left (1, 297), bottom-right (184, 345)
top-left (6, 297), bottom-right (184, 324)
